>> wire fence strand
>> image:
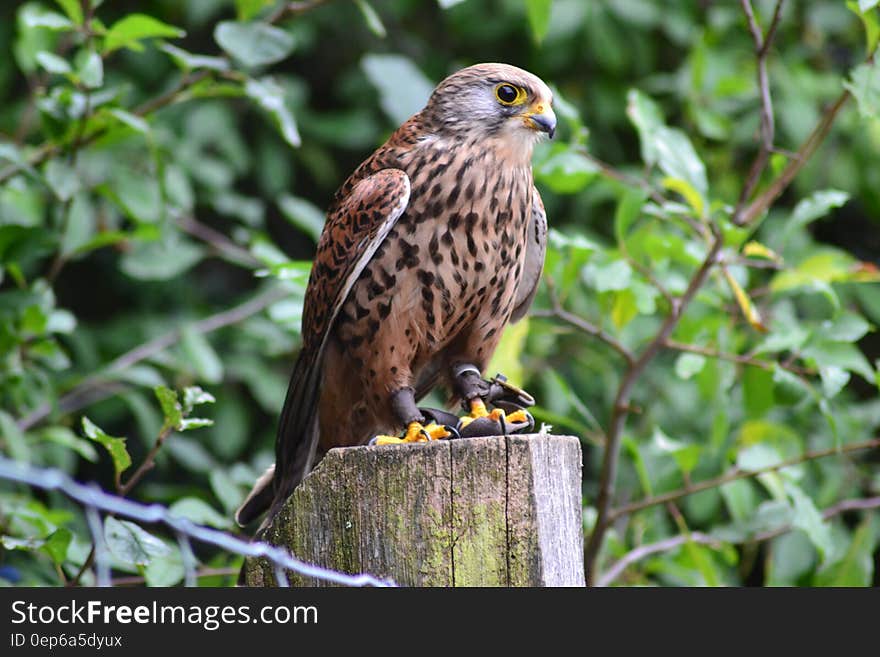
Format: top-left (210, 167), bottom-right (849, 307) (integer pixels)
top-left (0, 456), bottom-right (394, 588)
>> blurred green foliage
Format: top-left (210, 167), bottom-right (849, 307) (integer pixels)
top-left (1, 0), bottom-right (880, 587)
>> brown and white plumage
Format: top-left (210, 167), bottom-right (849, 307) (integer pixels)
top-left (237, 63), bottom-right (555, 527)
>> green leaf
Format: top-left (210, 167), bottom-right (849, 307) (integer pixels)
top-left (278, 194), bottom-right (325, 242)
top-left (743, 366), bottom-right (774, 418)
top-left (41, 528), bottom-right (72, 565)
top-left (245, 78), bottom-right (301, 147)
top-left (104, 517), bottom-right (170, 567)
top-left (626, 89), bottom-right (707, 202)
top-left (53, 0), bottom-right (83, 25)
top-left (802, 340), bottom-right (874, 381)
top-left (182, 386), bottom-right (216, 414)
top-left (767, 531), bottom-right (816, 585)
top-left (661, 176), bottom-right (704, 217)
top-left (782, 190), bottom-right (849, 244)
top-left (361, 54), bottom-right (434, 126)
top-left (44, 159), bottom-right (80, 201)
top-left (535, 145), bottom-right (598, 193)
top-left (76, 49), bottom-right (103, 89)
top-left (844, 61), bottom-right (880, 119)
top-left (654, 127), bottom-right (708, 205)
top-left (818, 312), bottom-right (872, 343)
top-left (179, 418), bottom-right (214, 431)
top-left (736, 443), bottom-right (783, 472)
top-left (583, 258), bottom-right (631, 292)
top-left (526, 0), bottom-right (553, 43)
top-left (613, 188), bottom-right (646, 247)
top-left (103, 14), bottom-right (185, 54)
top-left (214, 21), bottom-right (295, 67)
top-left (235, 0), bottom-right (276, 21)
top-left (21, 6), bottom-right (73, 30)
top-left (154, 386), bottom-right (183, 432)
top-left (159, 43), bottom-right (230, 72)
top-left (120, 237), bottom-right (204, 281)
top-left (610, 289), bottom-right (638, 329)
top-left (81, 417), bottom-right (131, 478)
top-left (848, 1), bottom-right (880, 53)
top-left (180, 326), bottom-right (224, 384)
top-left (487, 316), bottom-right (529, 385)
top-left (818, 365), bottom-right (850, 398)
top-left (815, 520), bottom-right (875, 586)
top-left (106, 108), bottom-right (150, 134)
top-left (210, 468), bottom-right (245, 513)
top-left (674, 353), bottom-right (706, 380)
top-left (771, 250), bottom-right (880, 293)
top-left (785, 481), bottom-right (833, 563)
top-left (354, 0), bottom-right (387, 38)
top-left (652, 427), bottom-right (701, 475)
top-left (169, 498), bottom-right (233, 529)
top-left (720, 480), bottom-right (758, 523)
top-left (626, 88), bottom-right (665, 167)
top-left (437, 0), bottom-right (468, 7)
top-left (0, 411), bottom-right (30, 462)
top-left (39, 426), bottom-right (99, 462)
top-left (35, 51), bottom-right (71, 75)
top-left (144, 548), bottom-right (185, 586)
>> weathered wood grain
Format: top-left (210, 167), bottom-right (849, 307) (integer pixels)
top-left (244, 433), bottom-right (584, 587)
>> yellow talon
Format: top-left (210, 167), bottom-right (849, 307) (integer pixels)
top-left (461, 400), bottom-right (528, 426)
top-left (469, 399), bottom-right (489, 418)
top-left (373, 435), bottom-right (405, 445)
top-left (373, 421), bottom-right (450, 446)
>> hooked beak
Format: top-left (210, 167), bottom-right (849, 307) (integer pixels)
top-left (524, 102), bottom-right (557, 139)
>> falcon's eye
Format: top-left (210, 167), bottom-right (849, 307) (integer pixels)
top-left (494, 83), bottom-right (525, 106)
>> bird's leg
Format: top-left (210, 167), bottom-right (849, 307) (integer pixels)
top-left (370, 387), bottom-right (453, 446)
top-left (452, 364), bottom-right (529, 428)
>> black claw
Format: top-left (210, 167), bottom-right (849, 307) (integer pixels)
top-left (419, 407), bottom-right (462, 427)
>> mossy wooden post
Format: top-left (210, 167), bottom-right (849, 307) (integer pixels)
top-left (243, 433), bottom-right (584, 587)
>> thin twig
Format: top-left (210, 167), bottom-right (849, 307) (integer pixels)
top-left (598, 495), bottom-right (880, 586)
top-left (118, 427), bottom-right (174, 497)
top-left (17, 287), bottom-right (288, 431)
top-left (267, 0), bottom-right (332, 24)
top-left (530, 278), bottom-right (635, 365)
top-left (608, 438), bottom-right (880, 522)
top-left (583, 227), bottom-right (724, 585)
top-left (178, 215), bottom-right (262, 268)
top-left (733, 0), bottom-right (784, 222)
top-left (662, 337), bottom-right (812, 376)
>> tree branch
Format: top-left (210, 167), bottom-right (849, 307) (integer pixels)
top-left (597, 494), bottom-right (880, 586)
top-left (662, 337), bottom-right (813, 376)
top-left (532, 279), bottom-right (635, 366)
top-left (583, 227), bottom-right (724, 585)
top-left (607, 437), bottom-right (880, 522)
top-left (178, 215), bottom-right (262, 269)
top-left (17, 287), bottom-right (288, 431)
top-left (733, 0), bottom-right (785, 223)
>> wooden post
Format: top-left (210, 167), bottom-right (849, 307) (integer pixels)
top-left (243, 433), bottom-right (584, 587)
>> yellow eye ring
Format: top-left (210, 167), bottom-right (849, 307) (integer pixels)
top-left (494, 83), bottom-right (527, 106)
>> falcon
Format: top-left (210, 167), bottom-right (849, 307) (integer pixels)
top-left (237, 63), bottom-right (555, 527)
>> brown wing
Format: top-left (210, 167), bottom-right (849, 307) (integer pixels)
top-left (237, 169), bottom-right (411, 526)
top-left (510, 187), bottom-right (547, 322)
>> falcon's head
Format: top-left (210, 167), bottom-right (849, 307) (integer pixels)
top-left (424, 63), bottom-right (557, 146)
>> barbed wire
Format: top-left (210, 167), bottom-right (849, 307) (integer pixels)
top-left (0, 456), bottom-right (394, 588)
